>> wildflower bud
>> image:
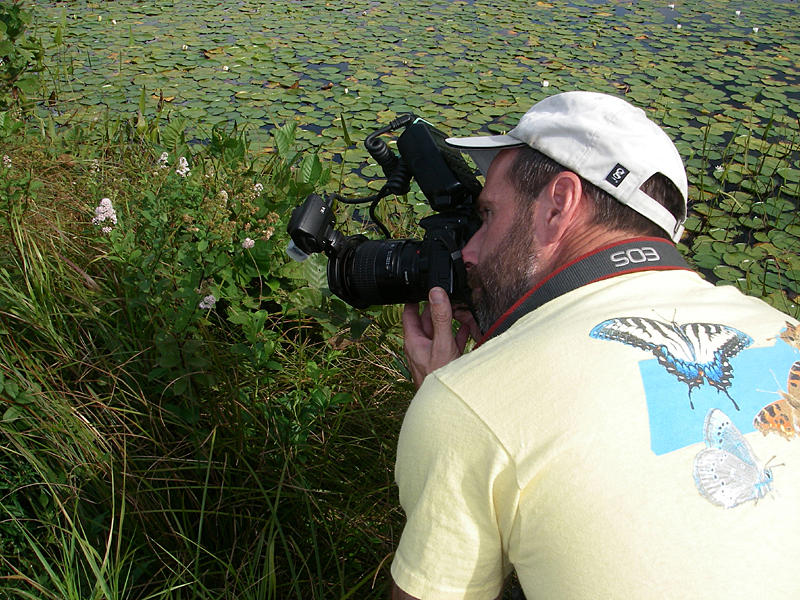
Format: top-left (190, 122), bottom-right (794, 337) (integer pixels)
top-left (199, 294), bottom-right (217, 310)
top-left (176, 156), bottom-right (191, 178)
top-left (92, 197), bottom-right (118, 229)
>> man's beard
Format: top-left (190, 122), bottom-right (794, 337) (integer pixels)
top-left (467, 216), bottom-right (540, 334)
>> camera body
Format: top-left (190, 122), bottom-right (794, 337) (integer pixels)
top-left (287, 116), bottom-right (482, 309)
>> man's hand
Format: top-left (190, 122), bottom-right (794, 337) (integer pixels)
top-left (402, 287), bottom-right (479, 388)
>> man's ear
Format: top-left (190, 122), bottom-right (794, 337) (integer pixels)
top-left (533, 171), bottom-right (586, 245)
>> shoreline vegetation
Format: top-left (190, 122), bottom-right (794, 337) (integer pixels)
top-left (1, 1), bottom-right (798, 598)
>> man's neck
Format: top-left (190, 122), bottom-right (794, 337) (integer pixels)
top-left (538, 226), bottom-right (642, 289)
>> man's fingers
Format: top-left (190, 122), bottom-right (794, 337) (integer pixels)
top-left (455, 322), bottom-right (471, 352)
top-left (402, 303), bottom-right (422, 337)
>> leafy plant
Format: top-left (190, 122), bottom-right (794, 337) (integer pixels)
top-left (0, 1), bottom-right (43, 109)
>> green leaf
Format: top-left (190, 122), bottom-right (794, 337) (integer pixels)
top-left (274, 122), bottom-right (297, 157)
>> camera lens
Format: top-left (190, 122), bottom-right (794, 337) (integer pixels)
top-left (328, 238), bottom-right (426, 308)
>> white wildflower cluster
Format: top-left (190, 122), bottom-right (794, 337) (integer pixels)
top-left (92, 197), bottom-right (117, 234)
top-left (158, 151), bottom-right (169, 169)
top-left (199, 294), bottom-right (217, 310)
top-left (176, 156), bottom-right (190, 177)
top-left (253, 182), bottom-right (264, 195)
top-left (242, 237), bottom-right (255, 249)
top-left (218, 190), bottom-right (229, 204)
top-left (90, 158), bottom-right (100, 174)
top-left (2, 155), bottom-right (10, 169)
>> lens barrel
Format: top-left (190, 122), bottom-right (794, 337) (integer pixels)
top-left (328, 238), bottom-right (426, 308)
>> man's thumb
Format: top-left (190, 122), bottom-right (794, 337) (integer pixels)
top-left (428, 287), bottom-right (452, 327)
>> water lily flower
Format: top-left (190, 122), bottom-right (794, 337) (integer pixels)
top-left (676, 23), bottom-right (682, 28)
top-left (735, 10), bottom-right (741, 16)
top-left (222, 65), bottom-right (229, 71)
top-left (242, 237), bottom-right (255, 249)
top-left (714, 165), bottom-right (724, 172)
top-left (542, 80), bottom-right (550, 87)
top-left (752, 26), bottom-right (759, 32)
top-left (668, 3), bottom-right (675, 8)
top-left (182, 44), bottom-right (189, 50)
top-left (112, 19), bottom-right (117, 25)
top-left (199, 294), bottom-right (217, 310)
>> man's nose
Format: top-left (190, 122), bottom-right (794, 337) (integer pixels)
top-left (461, 226), bottom-right (483, 268)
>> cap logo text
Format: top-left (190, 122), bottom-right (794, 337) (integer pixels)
top-left (606, 163), bottom-right (630, 187)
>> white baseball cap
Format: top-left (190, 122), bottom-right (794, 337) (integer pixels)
top-left (445, 91), bottom-right (688, 243)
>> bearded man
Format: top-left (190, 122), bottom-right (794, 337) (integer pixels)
top-left (393, 91), bottom-right (800, 599)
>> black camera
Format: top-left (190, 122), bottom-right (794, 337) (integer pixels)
top-left (287, 115), bottom-right (482, 309)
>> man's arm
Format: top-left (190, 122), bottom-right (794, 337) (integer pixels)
top-left (392, 580), bottom-right (503, 600)
top-left (392, 581), bottom-right (418, 600)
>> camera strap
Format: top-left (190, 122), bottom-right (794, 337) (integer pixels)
top-left (478, 238), bottom-right (692, 345)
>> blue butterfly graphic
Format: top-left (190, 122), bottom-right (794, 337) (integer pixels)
top-left (589, 317), bottom-right (753, 409)
top-left (693, 409), bottom-right (773, 508)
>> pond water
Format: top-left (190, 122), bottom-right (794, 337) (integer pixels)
top-left (33, 0), bottom-right (800, 305)
top-left (36, 1), bottom-right (799, 155)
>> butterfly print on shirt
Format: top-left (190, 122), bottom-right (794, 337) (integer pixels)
top-left (694, 408), bottom-right (774, 509)
top-left (590, 317), bottom-right (753, 410)
top-left (778, 322), bottom-right (800, 351)
top-left (754, 361), bottom-right (800, 440)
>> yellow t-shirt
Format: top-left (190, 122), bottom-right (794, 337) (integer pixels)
top-left (393, 269), bottom-right (800, 599)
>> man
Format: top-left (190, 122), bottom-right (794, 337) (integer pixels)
top-left (392, 91), bottom-right (800, 599)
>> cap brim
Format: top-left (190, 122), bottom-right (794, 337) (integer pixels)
top-left (445, 134), bottom-right (525, 175)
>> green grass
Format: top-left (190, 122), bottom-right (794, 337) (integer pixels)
top-left (0, 107), bottom-right (411, 598)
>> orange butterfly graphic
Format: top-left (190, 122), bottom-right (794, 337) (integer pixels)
top-left (778, 322), bottom-right (800, 351)
top-left (754, 361), bottom-right (800, 440)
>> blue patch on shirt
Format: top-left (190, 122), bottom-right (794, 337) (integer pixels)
top-left (643, 340), bottom-right (798, 455)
